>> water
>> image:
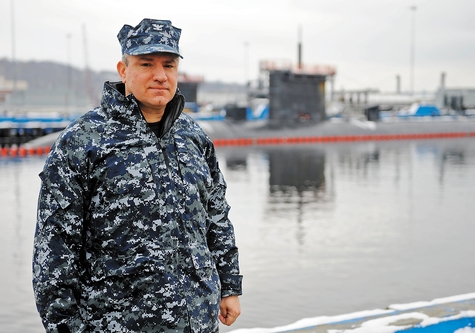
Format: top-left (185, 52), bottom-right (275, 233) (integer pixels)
top-left (1, 138), bottom-right (475, 332)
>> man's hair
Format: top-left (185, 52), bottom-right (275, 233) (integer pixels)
top-left (122, 54), bottom-right (129, 66)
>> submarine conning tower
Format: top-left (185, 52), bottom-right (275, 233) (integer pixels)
top-left (259, 60), bottom-right (336, 128)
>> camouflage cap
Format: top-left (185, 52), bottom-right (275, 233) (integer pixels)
top-left (117, 18), bottom-right (182, 58)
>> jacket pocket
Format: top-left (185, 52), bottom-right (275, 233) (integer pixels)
top-left (190, 244), bottom-right (216, 270)
top-left (37, 171), bottom-right (80, 230)
top-left (175, 140), bottom-right (213, 194)
top-left (88, 254), bottom-right (167, 282)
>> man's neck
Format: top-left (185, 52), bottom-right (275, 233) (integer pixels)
top-left (140, 106), bottom-right (166, 123)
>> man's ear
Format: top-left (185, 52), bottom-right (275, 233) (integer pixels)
top-left (117, 61), bottom-right (126, 83)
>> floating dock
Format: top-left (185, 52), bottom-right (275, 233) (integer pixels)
top-left (230, 293), bottom-right (475, 333)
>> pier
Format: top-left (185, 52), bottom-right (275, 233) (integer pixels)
top-left (0, 114), bottom-right (73, 151)
top-left (241, 293), bottom-right (475, 333)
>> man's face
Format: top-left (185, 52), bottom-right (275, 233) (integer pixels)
top-left (117, 53), bottom-right (179, 115)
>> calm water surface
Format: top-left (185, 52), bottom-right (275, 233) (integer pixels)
top-left (1, 138), bottom-right (475, 332)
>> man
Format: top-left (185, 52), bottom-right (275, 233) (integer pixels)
top-left (32, 18), bottom-right (242, 333)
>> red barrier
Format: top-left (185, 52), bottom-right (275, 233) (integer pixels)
top-left (9, 146), bottom-right (18, 157)
top-left (212, 131), bottom-right (475, 147)
top-left (2, 132), bottom-right (475, 155)
top-left (0, 145), bottom-right (52, 158)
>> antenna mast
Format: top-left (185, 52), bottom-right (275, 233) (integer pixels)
top-left (298, 25), bottom-right (302, 69)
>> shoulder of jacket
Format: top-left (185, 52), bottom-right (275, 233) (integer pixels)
top-left (51, 108), bottom-right (106, 155)
top-left (176, 114), bottom-right (210, 139)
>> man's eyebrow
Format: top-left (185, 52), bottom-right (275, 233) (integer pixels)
top-left (137, 55), bottom-right (154, 61)
top-left (136, 55), bottom-right (178, 63)
top-left (163, 57), bottom-right (179, 64)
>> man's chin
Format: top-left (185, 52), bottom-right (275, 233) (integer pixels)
top-left (148, 96), bottom-right (173, 107)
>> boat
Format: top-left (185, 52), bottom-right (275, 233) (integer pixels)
top-left (382, 103), bottom-right (442, 118)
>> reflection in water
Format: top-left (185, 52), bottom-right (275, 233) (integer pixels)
top-left (0, 157), bottom-right (44, 332)
top-left (2, 139), bottom-right (475, 333)
top-left (268, 147), bottom-right (326, 190)
top-left (216, 138), bottom-right (475, 332)
top-left (225, 151), bottom-right (248, 171)
top-left (267, 147), bottom-right (327, 246)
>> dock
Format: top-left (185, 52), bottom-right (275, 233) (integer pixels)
top-left (229, 293), bottom-right (475, 333)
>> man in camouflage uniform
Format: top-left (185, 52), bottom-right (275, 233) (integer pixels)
top-left (32, 18), bottom-right (242, 333)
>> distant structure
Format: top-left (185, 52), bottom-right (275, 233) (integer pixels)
top-left (178, 73), bottom-right (204, 113)
top-left (258, 60), bottom-right (336, 127)
top-left (0, 89), bottom-right (10, 104)
top-left (0, 75), bottom-right (28, 104)
top-left (435, 72), bottom-right (475, 113)
top-left (246, 27), bottom-right (337, 127)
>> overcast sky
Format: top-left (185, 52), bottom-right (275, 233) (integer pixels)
top-left (1, 0), bottom-right (474, 93)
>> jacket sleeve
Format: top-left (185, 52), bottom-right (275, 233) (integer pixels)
top-left (204, 140), bottom-right (243, 298)
top-left (32, 138), bottom-right (89, 333)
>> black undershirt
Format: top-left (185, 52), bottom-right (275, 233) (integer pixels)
top-left (148, 120), bottom-right (164, 138)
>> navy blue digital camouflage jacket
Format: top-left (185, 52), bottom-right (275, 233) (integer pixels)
top-left (32, 81), bottom-right (242, 333)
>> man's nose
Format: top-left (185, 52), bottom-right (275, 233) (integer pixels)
top-left (153, 65), bottom-right (167, 82)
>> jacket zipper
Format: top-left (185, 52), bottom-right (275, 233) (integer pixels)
top-left (158, 138), bottom-right (181, 271)
top-left (158, 139), bottom-right (171, 170)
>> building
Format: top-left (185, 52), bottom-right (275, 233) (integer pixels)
top-left (435, 73), bottom-right (475, 113)
top-left (258, 60), bottom-right (336, 127)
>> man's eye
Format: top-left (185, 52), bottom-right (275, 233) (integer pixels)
top-left (141, 63), bottom-right (152, 67)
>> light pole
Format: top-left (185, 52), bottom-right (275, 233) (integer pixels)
top-left (11, 0), bottom-right (17, 92)
top-left (66, 33), bottom-right (72, 115)
top-left (410, 5), bottom-right (417, 95)
top-left (244, 42), bottom-right (249, 86)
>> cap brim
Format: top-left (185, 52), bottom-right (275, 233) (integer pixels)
top-left (127, 44), bottom-right (183, 58)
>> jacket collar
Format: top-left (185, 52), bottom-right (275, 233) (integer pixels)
top-left (101, 81), bottom-right (185, 138)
